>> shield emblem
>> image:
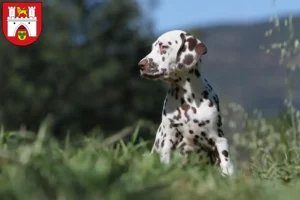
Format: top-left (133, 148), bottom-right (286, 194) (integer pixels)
top-left (18, 30), bottom-right (27, 40)
top-left (1, 2), bottom-right (42, 46)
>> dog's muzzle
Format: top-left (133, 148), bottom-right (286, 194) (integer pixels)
top-left (138, 58), bottom-right (162, 79)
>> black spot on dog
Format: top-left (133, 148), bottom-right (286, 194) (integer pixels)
top-left (189, 130), bottom-right (194, 134)
top-left (208, 138), bottom-right (215, 146)
top-left (193, 119), bottom-right (199, 123)
top-left (218, 129), bottom-right (224, 137)
top-left (161, 139), bottom-right (165, 147)
top-left (222, 150), bottom-right (229, 157)
top-left (198, 121), bottom-right (206, 127)
top-left (155, 139), bottom-right (160, 148)
top-left (187, 78), bottom-right (190, 82)
top-left (162, 57), bottom-right (165, 61)
top-left (163, 109), bottom-right (166, 116)
top-left (192, 93), bottom-right (195, 99)
top-left (209, 99), bottom-right (214, 107)
top-left (181, 97), bottom-right (185, 105)
top-left (201, 132), bottom-right (206, 137)
top-left (217, 115), bottom-right (222, 127)
top-left (202, 91), bottom-right (209, 99)
top-left (195, 69), bottom-right (201, 77)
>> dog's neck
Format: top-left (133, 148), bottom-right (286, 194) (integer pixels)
top-left (163, 63), bottom-right (210, 114)
top-left (168, 64), bottom-right (206, 96)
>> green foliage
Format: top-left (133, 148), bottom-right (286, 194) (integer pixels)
top-left (0, 118), bottom-right (299, 200)
top-left (0, 0), bottom-right (165, 135)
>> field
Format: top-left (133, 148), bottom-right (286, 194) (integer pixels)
top-left (0, 110), bottom-right (299, 200)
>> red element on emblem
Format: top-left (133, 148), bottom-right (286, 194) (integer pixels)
top-left (2, 2), bottom-right (42, 46)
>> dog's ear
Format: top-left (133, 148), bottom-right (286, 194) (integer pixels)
top-left (176, 33), bottom-right (207, 70)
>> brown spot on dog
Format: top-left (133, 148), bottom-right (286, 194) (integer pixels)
top-left (195, 43), bottom-right (207, 60)
top-left (181, 104), bottom-right (190, 111)
top-left (187, 37), bottom-right (198, 51)
top-left (182, 104), bottom-right (190, 120)
top-left (191, 107), bottom-right (197, 114)
top-left (183, 54), bottom-right (194, 65)
top-left (175, 108), bottom-right (182, 120)
top-left (177, 63), bottom-right (184, 69)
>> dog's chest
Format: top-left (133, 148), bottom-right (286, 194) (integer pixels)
top-left (162, 90), bottom-right (219, 149)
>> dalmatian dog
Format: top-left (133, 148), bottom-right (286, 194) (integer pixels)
top-left (138, 30), bottom-right (234, 176)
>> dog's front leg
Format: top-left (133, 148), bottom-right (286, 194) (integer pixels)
top-left (214, 136), bottom-right (234, 176)
top-left (159, 137), bottom-right (174, 164)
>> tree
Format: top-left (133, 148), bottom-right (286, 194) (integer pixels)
top-left (0, 0), bottom-right (165, 136)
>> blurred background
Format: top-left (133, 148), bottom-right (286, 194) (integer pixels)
top-left (0, 0), bottom-right (299, 139)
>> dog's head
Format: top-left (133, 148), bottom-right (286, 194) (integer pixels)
top-left (138, 30), bottom-right (207, 81)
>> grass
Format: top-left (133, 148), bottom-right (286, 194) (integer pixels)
top-left (0, 112), bottom-right (299, 200)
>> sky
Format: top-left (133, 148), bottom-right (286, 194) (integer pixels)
top-left (139, 0), bottom-right (300, 34)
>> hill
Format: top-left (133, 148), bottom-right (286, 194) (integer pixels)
top-left (187, 17), bottom-right (300, 116)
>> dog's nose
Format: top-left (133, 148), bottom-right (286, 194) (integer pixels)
top-left (138, 59), bottom-right (148, 70)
